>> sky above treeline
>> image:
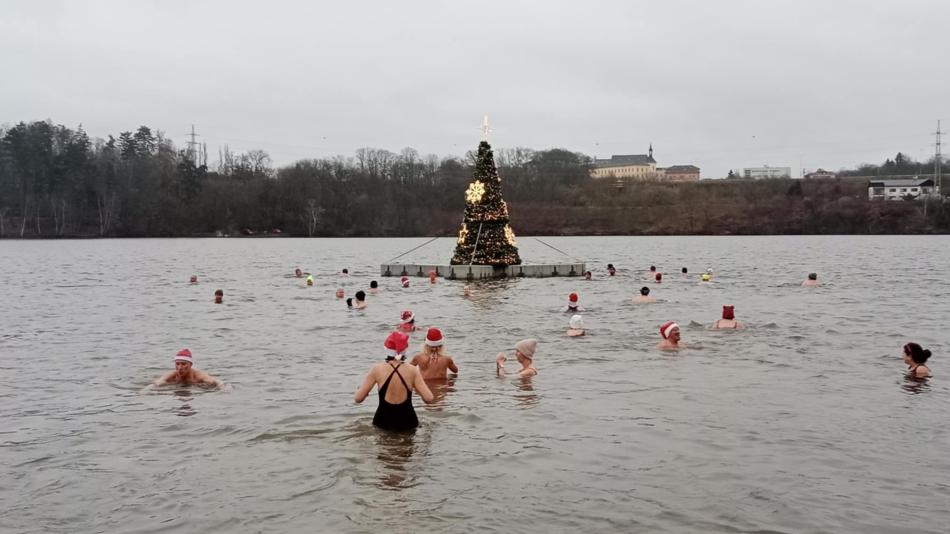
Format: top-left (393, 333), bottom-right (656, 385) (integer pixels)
top-left (1, 0), bottom-right (947, 178)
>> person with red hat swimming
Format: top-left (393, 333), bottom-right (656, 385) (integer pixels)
top-left (496, 339), bottom-right (539, 377)
top-left (400, 275), bottom-right (410, 288)
top-left (562, 292), bottom-right (585, 313)
top-left (396, 310), bottom-right (421, 333)
top-left (428, 270), bottom-right (438, 284)
top-left (149, 348), bottom-right (219, 387)
top-left (410, 328), bottom-right (459, 381)
top-left (657, 321), bottom-right (683, 350)
top-left (712, 305), bottom-right (743, 329)
top-left (355, 331), bottom-right (435, 431)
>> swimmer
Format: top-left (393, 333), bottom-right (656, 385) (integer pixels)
top-left (496, 339), bottom-right (538, 377)
top-left (655, 272), bottom-right (663, 283)
top-left (607, 263), bottom-right (616, 276)
top-left (400, 275), bottom-right (410, 288)
top-left (428, 270), bottom-right (438, 284)
top-left (584, 271), bottom-right (592, 280)
top-left (214, 289), bottom-right (223, 304)
top-left (397, 310), bottom-right (421, 333)
top-left (648, 265), bottom-right (657, 278)
top-left (701, 273), bottom-right (711, 283)
top-left (355, 331), bottom-right (435, 432)
top-left (712, 305), bottom-right (743, 329)
top-left (369, 280), bottom-right (379, 294)
top-left (681, 267), bottom-right (688, 278)
top-left (346, 297), bottom-right (353, 308)
top-left (567, 314), bottom-right (586, 337)
top-left (341, 268), bottom-right (349, 277)
top-left (149, 349), bottom-right (219, 388)
top-left (705, 268), bottom-right (714, 279)
top-left (802, 273), bottom-right (820, 287)
top-left (563, 292), bottom-right (585, 312)
top-left (657, 321), bottom-right (682, 350)
top-left (463, 285), bottom-right (471, 297)
top-left (335, 287), bottom-right (345, 299)
top-left (633, 286), bottom-right (656, 304)
top-left (354, 290), bottom-right (367, 309)
top-left (294, 267), bottom-right (303, 278)
top-left (410, 328), bottom-right (459, 380)
top-left (190, 275), bottom-right (198, 284)
top-left (306, 275), bottom-right (314, 287)
top-left (902, 342), bottom-right (932, 378)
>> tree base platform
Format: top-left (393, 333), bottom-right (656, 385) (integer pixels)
top-left (380, 263), bottom-right (586, 280)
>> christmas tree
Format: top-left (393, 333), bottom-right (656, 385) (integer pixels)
top-left (450, 131), bottom-right (521, 266)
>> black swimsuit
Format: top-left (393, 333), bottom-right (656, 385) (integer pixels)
top-left (373, 362), bottom-right (419, 432)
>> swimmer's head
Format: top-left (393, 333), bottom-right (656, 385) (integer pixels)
top-left (335, 287), bottom-right (344, 298)
top-left (190, 275), bottom-right (198, 283)
top-left (400, 276), bottom-right (410, 288)
top-left (370, 280), bottom-right (378, 289)
top-left (584, 271), bottom-right (592, 280)
top-left (174, 348), bottom-right (193, 374)
top-left (607, 263), bottom-right (616, 275)
top-left (681, 267), bottom-right (687, 274)
top-left (660, 321), bottom-right (680, 341)
top-left (514, 338), bottom-right (538, 361)
top-left (463, 285), bottom-right (471, 296)
top-left (649, 265), bottom-right (656, 272)
top-left (808, 273), bottom-right (817, 280)
top-left (294, 267), bottom-right (302, 277)
top-left (655, 273), bottom-right (662, 283)
top-left (701, 274), bottom-right (710, 282)
top-left (425, 328), bottom-right (444, 348)
top-left (342, 268), bottom-right (349, 275)
top-left (355, 290), bottom-right (366, 301)
top-left (306, 275), bottom-right (314, 286)
top-left (400, 310), bottom-right (415, 325)
top-left (722, 305), bottom-right (735, 320)
top-left (640, 286), bottom-right (650, 296)
top-left (428, 270), bottom-right (437, 278)
top-left (214, 289), bottom-right (223, 303)
top-left (568, 292), bottom-right (579, 305)
top-left (346, 297), bottom-right (353, 308)
top-left (903, 342), bottom-right (932, 365)
top-left (384, 331), bottom-right (410, 361)
top-left (569, 314), bottom-right (584, 330)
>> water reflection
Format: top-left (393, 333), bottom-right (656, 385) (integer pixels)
top-left (901, 376), bottom-right (931, 395)
top-left (514, 377), bottom-right (538, 408)
top-left (423, 379), bottom-right (456, 409)
top-left (173, 388), bottom-right (196, 417)
top-left (374, 427), bottom-right (431, 490)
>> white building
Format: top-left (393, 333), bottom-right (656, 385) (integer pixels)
top-left (742, 166), bottom-right (792, 179)
top-left (867, 178), bottom-right (935, 201)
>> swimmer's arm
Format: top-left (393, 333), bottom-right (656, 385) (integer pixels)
top-left (354, 371), bottom-right (375, 403)
top-left (495, 353), bottom-right (507, 376)
top-left (517, 367), bottom-right (537, 378)
top-left (413, 370), bottom-right (435, 404)
top-left (152, 371), bottom-right (176, 387)
top-left (447, 357), bottom-right (458, 375)
top-left (198, 372), bottom-right (220, 387)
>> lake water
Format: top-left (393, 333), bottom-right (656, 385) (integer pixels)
top-left (1, 236), bottom-right (948, 533)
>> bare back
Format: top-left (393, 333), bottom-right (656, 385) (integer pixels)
top-left (411, 353), bottom-right (458, 380)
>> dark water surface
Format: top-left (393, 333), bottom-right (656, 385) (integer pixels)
top-left (1, 236), bottom-right (948, 533)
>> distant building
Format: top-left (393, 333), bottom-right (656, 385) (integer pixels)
top-left (804, 168), bottom-right (837, 179)
top-left (742, 166), bottom-right (792, 179)
top-left (660, 165), bottom-right (700, 181)
top-left (591, 145), bottom-right (657, 180)
top-left (867, 178), bottom-right (934, 201)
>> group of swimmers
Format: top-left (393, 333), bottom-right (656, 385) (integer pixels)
top-left (153, 263), bottom-right (933, 432)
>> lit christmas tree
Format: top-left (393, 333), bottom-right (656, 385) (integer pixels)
top-left (450, 118), bottom-right (522, 266)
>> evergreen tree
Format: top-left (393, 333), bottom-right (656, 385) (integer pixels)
top-left (450, 141), bottom-right (521, 266)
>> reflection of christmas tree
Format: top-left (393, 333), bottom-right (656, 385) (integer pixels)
top-left (451, 139), bottom-right (522, 266)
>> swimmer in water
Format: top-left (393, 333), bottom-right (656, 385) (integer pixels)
top-left (190, 275), bottom-right (198, 284)
top-left (214, 289), bottom-right (223, 304)
top-left (410, 328), bottom-right (459, 380)
top-left (354, 290), bottom-right (367, 309)
top-left (335, 287), bottom-right (345, 299)
top-left (563, 292), bottom-right (585, 313)
top-left (902, 342), bottom-right (932, 378)
top-left (355, 331), bottom-right (436, 432)
top-left (701, 273), bottom-right (711, 283)
top-left (428, 270), bottom-right (438, 284)
top-left (369, 280), bottom-right (379, 294)
top-left (341, 268), bottom-right (349, 277)
top-left (346, 297), bottom-right (353, 308)
top-left (681, 267), bottom-right (688, 277)
top-left (802, 272), bottom-right (820, 287)
top-left (463, 285), bottom-right (471, 297)
top-left (567, 314), bottom-right (586, 337)
top-left (306, 275), bottom-right (314, 287)
top-left (294, 267), bottom-right (303, 278)
top-left (657, 321), bottom-right (682, 350)
top-left (712, 305), bottom-right (743, 329)
top-left (648, 265), bottom-right (657, 278)
top-left (633, 286), bottom-right (656, 304)
top-left (397, 310), bottom-right (421, 333)
top-left (400, 275), bottom-right (410, 288)
top-left (496, 339), bottom-right (538, 377)
top-left (607, 263), bottom-right (617, 276)
top-left (584, 271), bottom-right (592, 280)
top-left (655, 272), bottom-right (663, 284)
top-left (149, 349), bottom-right (219, 388)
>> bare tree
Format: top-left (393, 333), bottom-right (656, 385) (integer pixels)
top-left (304, 198), bottom-right (324, 237)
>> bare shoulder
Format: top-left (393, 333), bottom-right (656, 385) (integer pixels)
top-left (916, 366), bottom-right (931, 378)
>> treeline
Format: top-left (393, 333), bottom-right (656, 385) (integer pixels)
top-left (1, 119), bottom-right (949, 238)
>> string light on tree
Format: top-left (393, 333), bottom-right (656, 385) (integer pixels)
top-left (451, 117), bottom-right (522, 266)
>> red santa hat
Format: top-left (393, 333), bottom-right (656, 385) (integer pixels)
top-left (400, 310), bottom-right (414, 324)
top-left (384, 332), bottom-right (410, 358)
top-left (425, 328), bottom-right (444, 347)
top-left (659, 321), bottom-right (679, 339)
top-left (568, 292), bottom-right (579, 303)
top-left (174, 348), bottom-right (193, 363)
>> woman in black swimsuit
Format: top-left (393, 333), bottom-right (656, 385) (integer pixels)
top-left (902, 342), bottom-right (932, 379)
top-left (355, 332), bottom-right (435, 431)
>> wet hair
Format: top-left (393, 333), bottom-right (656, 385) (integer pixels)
top-left (655, 273), bottom-right (662, 282)
top-left (342, 268), bottom-right (349, 274)
top-left (682, 267), bottom-right (688, 274)
top-left (214, 289), bottom-right (223, 296)
top-left (649, 265), bottom-right (656, 271)
top-left (370, 280), bottom-right (378, 288)
top-left (640, 286), bottom-right (650, 296)
top-left (346, 297), bottom-right (353, 308)
top-left (607, 263), bottom-right (614, 269)
top-left (355, 290), bottom-right (366, 301)
top-left (904, 343), bottom-right (932, 364)
top-left (808, 273), bottom-right (817, 280)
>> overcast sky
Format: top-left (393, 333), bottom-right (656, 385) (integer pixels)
top-left (2, 0), bottom-right (948, 178)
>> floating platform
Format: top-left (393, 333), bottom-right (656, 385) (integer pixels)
top-left (380, 263), bottom-right (587, 280)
